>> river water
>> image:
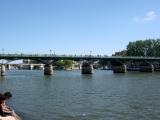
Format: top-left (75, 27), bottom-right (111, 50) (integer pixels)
top-left (0, 70), bottom-right (160, 120)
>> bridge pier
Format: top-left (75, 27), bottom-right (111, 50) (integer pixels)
top-left (40, 64), bottom-right (44, 70)
top-left (30, 64), bottom-right (33, 70)
top-left (139, 63), bottom-right (154, 72)
top-left (79, 64), bottom-right (81, 70)
top-left (44, 64), bottom-right (53, 75)
top-left (81, 63), bottom-right (93, 74)
top-left (112, 65), bottom-right (127, 73)
top-left (6, 64), bottom-right (11, 70)
top-left (18, 64), bottom-right (23, 70)
top-left (0, 65), bottom-right (6, 76)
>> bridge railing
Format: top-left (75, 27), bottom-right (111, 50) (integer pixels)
top-left (1, 53), bottom-right (160, 60)
top-left (0, 53), bottom-right (107, 58)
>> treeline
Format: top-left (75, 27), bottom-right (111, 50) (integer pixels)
top-left (114, 39), bottom-right (160, 57)
top-left (54, 60), bottom-right (73, 69)
top-left (23, 59), bottom-right (74, 69)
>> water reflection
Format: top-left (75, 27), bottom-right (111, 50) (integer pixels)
top-left (43, 74), bottom-right (54, 80)
top-left (82, 74), bottom-right (93, 80)
top-left (0, 76), bottom-right (5, 82)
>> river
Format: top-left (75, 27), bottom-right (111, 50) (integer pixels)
top-left (0, 70), bottom-right (160, 120)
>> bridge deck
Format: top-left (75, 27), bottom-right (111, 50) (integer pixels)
top-left (0, 54), bottom-right (160, 61)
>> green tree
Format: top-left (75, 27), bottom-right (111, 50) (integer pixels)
top-left (63, 60), bottom-right (73, 69)
top-left (55, 60), bottom-right (73, 69)
top-left (112, 50), bottom-right (127, 56)
top-left (55, 60), bottom-right (65, 69)
top-left (126, 39), bottom-right (160, 57)
top-left (127, 40), bottom-right (144, 56)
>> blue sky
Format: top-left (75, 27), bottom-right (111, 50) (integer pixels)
top-left (0, 0), bottom-right (160, 56)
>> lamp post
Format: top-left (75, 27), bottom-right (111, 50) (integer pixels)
top-left (50, 49), bottom-right (52, 56)
top-left (2, 48), bottom-right (4, 64)
top-left (90, 51), bottom-right (92, 57)
top-left (2, 48), bottom-right (4, 56)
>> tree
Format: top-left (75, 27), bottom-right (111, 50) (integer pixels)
top-left (63, 60), bottom-right (73, 69)
top-left (55, 60), bottom-right (73, 69)
top-left (112, 50), bottom-right (127, 56)
top-left (126, 39), bottom-right (160, 57)
top-left (127, 40), bottom-right (145, 56)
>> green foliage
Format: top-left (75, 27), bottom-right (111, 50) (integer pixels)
top-left (63, 60), bottom-right (73, 69)
top-left (55, 60), bottom-right (73, 69)
top-left (113, 50), bottom-right (127, 56)
top-left (126, 39), bottom-right (160, 57)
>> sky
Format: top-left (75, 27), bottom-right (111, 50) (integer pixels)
top-left (0, 0), bottom-right (160, 56)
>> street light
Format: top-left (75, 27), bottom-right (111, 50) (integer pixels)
top-left (2, 48), bottom-right (4, 56)
top-left (2, 48), bottom-right (4, 64)
top-left (49, 49), bottom-right (52, 56)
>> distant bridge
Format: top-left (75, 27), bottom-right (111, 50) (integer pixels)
top-left (0, 53), bottom-right (160, 76)
top-left (0, 53), bottom-right (160, 61)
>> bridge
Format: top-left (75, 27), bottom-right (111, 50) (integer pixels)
top-left (1, 53), bottom-right (160, 61)
top-left (0, 53), bottom-right (160, 76)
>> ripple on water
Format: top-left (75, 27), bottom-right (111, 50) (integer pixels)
top-left (1, 70), bottom-right (160, 120)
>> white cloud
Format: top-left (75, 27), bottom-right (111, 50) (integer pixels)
top-left (143, 11), bottom-right (157, 21)
top-left (134, 11), bottom-right (157, 22)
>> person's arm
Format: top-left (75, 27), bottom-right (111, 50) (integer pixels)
top-left (3, 105), bottom-right (12, 111)
top-left (2, 105), bottom-right (12, 114)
